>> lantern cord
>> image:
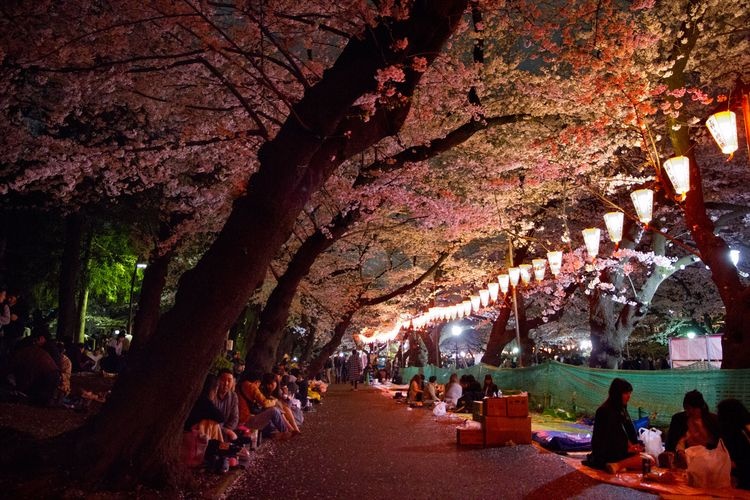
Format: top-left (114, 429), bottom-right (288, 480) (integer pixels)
top-left (585, 186), bottom-right (702, 260)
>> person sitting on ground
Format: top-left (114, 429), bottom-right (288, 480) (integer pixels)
top-left (455, 374), bottom-right (483, 411)
top-left (54, 342), bottom-right (72, 405)
top-left (406, 374), bottom-right (423, 404)
top-left (423, 376), bottom-right (439, 404)
top-left (665, 389), bottom-right (720, 468)
top-left (290, 367), bottom-right (309, 409)
top-left (10, 333), bottom-right (61, 406)
top-left (184, 374), bottom-right (225, 442)
top-left (443, 373), bottom-right (462, 409)
top-left (717, 398), bottom-right (750, 490)
top-left (587, 377), bottom-right (652, 474)
top-left (213, 369), bottom-right (239, 442)
top-left (236, 371), bottom-right (292, 439)
top-left (482, 374), bottom-right (499, 398)
top-left (260, 372), bottom-right (301, 435)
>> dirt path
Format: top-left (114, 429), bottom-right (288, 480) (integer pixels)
top-left (227, 384), bottom-right (655, 499)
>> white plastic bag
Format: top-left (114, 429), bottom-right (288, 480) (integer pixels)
top-left (638, 427), bottom-right (664, 461)
top-left (433, 401), bottom-right (447, 417)
top-left (685, 439), bottom-right (732, 489)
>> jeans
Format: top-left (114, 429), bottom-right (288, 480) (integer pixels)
top-left (249, 407), bottom-right (287, 434)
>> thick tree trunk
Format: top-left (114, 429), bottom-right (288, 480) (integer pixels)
top-left (481, 295), bottom-right (513, 366)
top-left (56, 213), bottom-right (83, 343)
top-left (307, 310), bottom-right (355, 376)
top-left (245, 206), bottom-right (359, 373)
top-left (421, 325), bottom-right (440, 366)
top-left (68, 2), bottom-right (467, 488)
top-left (129, 249), bottom-right (173, 353)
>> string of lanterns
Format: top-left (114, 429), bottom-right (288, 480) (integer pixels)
top-left (360, 108), bottom-right (742, 344)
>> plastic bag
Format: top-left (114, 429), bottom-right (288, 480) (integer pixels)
top-left (433, 401), bottom-right (447, 417)
top-left (638, 427), bottom-right (664, 461)
top-left (685, 439), bottom-right (731, 489)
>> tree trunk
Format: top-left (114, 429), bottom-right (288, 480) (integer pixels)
top-left (245, 206), bottom-right (359, 373)
top-left (69, 3), bottom-right (467, 488)
top-left (307, 310), bottom-right (355, 376)
top-left (481, 295), bottom-right (513, 366)
top-left (129, 249), bottom-right (173, 353)
top-left (56, 213), bottom-right (83, 343)
top-left (421, 325), bottom-right (440, 366)
top-left (75, 226), bottom-right (93, 344)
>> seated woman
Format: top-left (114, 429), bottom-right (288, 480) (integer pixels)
top-left (260, 372), bottom-right (301, 435)
top-left (482, 374), bottom-right (499, 398)
top-left (665, 390), bottom-right (720, 467)
top-left (717, 398), bottom-right (750, 490)
top-left (443, 373), bottom-right (462, 409)
top-left (236, 371), bottom-right (292, 439)
top-left (184, 374), bottom-right (225, 442)
top-left (587, 378), bottom-right (652, 474)
top-left (406, 374), bottom-right (423, 404)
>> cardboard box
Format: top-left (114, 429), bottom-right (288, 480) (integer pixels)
top-left (505, 394), bottom-right (529, 417)
top-left (483, 416), bottom-right (532, 445)
top-left (472, 400), bottom-right (484, 421)
top-left (484, 397), bottom-right (507, 417)
top-left (456, 427), bottom-right (484, 446)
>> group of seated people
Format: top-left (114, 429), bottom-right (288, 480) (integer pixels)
top-left (587, 378), bottom-right (750, 490)
top-left (405, 372), bottom-right (500, 411)
top-left (183, 364), bottom-right (320, 470)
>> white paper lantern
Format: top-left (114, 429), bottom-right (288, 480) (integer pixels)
top-left (630, 189), bottom-right (654, 225)
top-left (603, 212), bottom-right (624, 243)
top-left (470, 295), bottom-right (481, 312)
top-left (519, 264), bottom-right (532, 284)
top-left (488, 282), bottom-right (499, 302)
top-left (508, 267), bottom-right (521, 287)
top-left (582, 227), bottom-right (601, 258)
top-left (663, 156), bottom-right (690, 196)
top-left (547, 251), bottom-right (563, 276)
top-left (462, 300), bottom-right (472, 317)
top-left (706, 111), bottom-right (738, 155)
top-left (498, 274), bottom-right (510, 294)
top-left (479, 289), bottom-right (490, 307)
top-left (532, 259), bottom-right (546, 281)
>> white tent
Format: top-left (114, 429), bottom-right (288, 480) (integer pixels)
top-left (669, 335), bottom-right (722, 369)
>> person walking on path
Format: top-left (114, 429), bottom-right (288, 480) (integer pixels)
top-left (346, 348), bottom-right (362, 391)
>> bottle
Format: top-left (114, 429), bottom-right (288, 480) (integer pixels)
top-left (497, 388), bottom-right (503, 397)
top-left (642, 456), bottom-right (651, 475)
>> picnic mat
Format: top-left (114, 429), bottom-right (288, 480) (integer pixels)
top-left (558, 453), bottom-right (750, 498)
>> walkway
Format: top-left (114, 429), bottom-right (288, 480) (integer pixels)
top-left (228, 384), bottom-right (655, 499)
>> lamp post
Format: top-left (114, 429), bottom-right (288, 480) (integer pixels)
top-left (452, 325), bottom-right (462, 369)
top-left (126, 261), bottom-right (148, 336)
top-left (508, 239), bottom-right (523, 367)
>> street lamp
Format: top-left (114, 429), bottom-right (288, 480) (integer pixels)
top-left (452, 325), bottom-right (462, 369)
top-left (126, 261), bottom-right (148, 336)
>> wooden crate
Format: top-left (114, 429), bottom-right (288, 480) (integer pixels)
top-left (505, 394), bottom-right (529, 417)
top-left (456, 427), bottom-right (484, 446)
top-left (483, 397), bottom-right (507, 417)
top-left (483, 416), bottom-right (532, 445)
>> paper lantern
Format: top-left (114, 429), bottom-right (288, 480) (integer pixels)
top-left (488, 282), bottom-right (499, 302)
top-left (547, 251), bottom-right (563, 276)
top-left (479, 289), bottom-right (490, 307)
top-left (470, 295), bottom-right (481, 312)
top-left (663, 156), bottom-right (690, 196)
top-left (730, 249), bottom-right (740, 267)
top-left (519, 264), bottom-right (532, 284)
top-left (582, 227), bottom-right (601, 258)
top-left (531, 259), bottom-right (546, 281)
top-left (706, 111), bottom-right (738, 155)
top-left (508, 267), bottom-right (521, 287)
top-left (462, 300), bottom-right (472, 317)
top-left (498, 274), bottom-right (510, 294)
top-left (630, 189), bottom-right (654, 224)
top-left (603, 212), bottom-right (624, 243)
